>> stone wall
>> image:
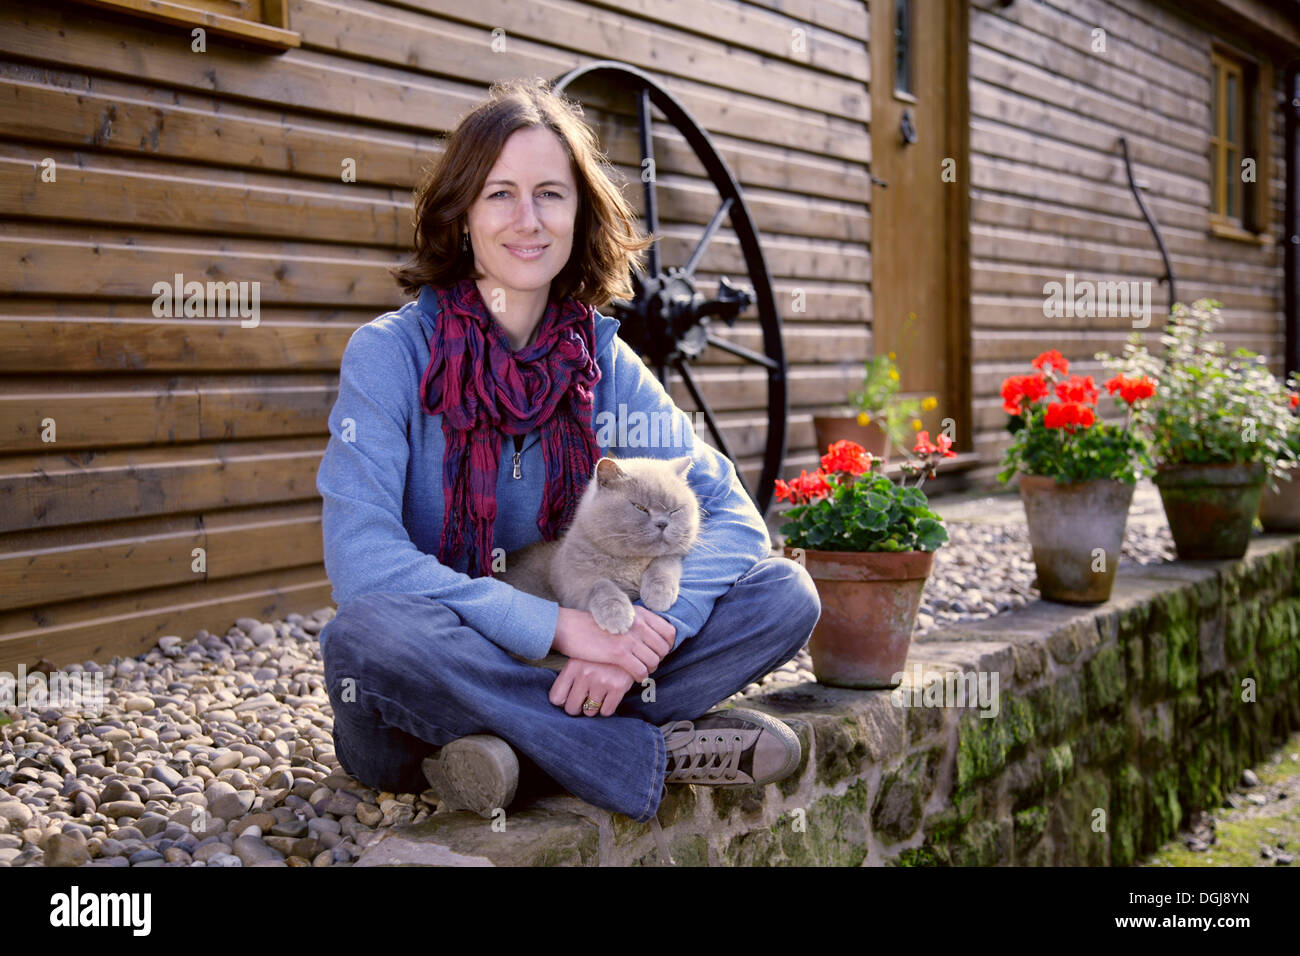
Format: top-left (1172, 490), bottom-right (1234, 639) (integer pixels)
top-left (355, 535), bottom-right (1300, 866)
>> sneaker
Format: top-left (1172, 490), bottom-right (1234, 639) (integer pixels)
top-left (659, 707), bottom-right (802, 787)
top-left (421, 735), bottom-right (519, 818)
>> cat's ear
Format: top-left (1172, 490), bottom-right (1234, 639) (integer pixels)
top-left (595, 456), bottom-right (627, 487)
top-left (671, 456), bottom-right (693, 479)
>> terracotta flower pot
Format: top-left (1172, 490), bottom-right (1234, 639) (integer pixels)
top-left (784, 545), bottom-right (933, 689)
top-left (812, 415), bottom-right (891, 463)
top-left (1258, 473), bottom-right (1300, 532)
top-left (1153, 461), bottom-right (1267, 560)
top-left (1017, 475), bottom-right (1135, 604)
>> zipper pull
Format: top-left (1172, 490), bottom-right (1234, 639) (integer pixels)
top-left (512, 451), bottom-right (522, 480)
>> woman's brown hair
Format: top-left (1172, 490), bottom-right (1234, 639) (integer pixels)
top-left (391, 76), bottom-right (653, 308)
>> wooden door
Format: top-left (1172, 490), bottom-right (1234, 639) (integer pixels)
top-left (869, 0), bottom-right (970, 448)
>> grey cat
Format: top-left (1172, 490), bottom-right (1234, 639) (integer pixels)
top-left (498, 455), bottom-right (702, 635)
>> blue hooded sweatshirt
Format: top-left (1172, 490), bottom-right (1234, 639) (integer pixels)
top-left (315, 284), bottom-right (774, 660)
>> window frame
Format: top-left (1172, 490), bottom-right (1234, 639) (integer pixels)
top-left (1207, 42), bottom-right (1273, 244)
top-left (67, 0), bottom-right (299, 51)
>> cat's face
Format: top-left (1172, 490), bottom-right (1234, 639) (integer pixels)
top-left (578, 456), bottom-right (701, 557)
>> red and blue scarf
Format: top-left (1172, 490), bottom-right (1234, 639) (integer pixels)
top-left (419, 277), bottom-right (602, 578)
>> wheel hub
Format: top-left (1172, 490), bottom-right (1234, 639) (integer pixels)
top-left (612, 269), bottom-right (755, 366)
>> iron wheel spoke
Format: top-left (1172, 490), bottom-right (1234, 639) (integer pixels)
top-left (703, 332), bottom-right (779, 369)
top-left (672, 357), bottom-right (752, 499)
top-left (682, 198), bottom-right (733, 277)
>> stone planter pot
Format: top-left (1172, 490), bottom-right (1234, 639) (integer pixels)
top-left (812, 414), bottom-right (890, 463)
top-left (1258, 473), bottom-right (1300, 532)
top-left (1153, 461), bottom-right (1267, 560)
top-left (1017, 474), bottom-right (1135, 604)
top-left (783, 545), bottom-right (933, 689)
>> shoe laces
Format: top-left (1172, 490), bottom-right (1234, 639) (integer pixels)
top-left (661, 720), bottom-right (745, 784)
top-left (649, 815), bottom-right (675, 866)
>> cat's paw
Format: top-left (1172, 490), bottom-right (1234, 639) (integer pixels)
top-left (639, 577), bottom-right (678, 613)
top-left (591, 596), bottom-right (636, 634)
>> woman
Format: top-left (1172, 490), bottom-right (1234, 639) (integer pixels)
top-left (315, 77), bottom-right (820, 850)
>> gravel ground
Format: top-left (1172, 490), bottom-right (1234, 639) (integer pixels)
top-left (0, 486), bottom-right (1179, 866)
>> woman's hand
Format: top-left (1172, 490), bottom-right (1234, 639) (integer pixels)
top-left (549, 658), bottom-right (638, 717)
top-left (552, 605), bottom-right (676, 683)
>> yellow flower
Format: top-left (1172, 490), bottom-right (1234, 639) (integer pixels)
top-left (922, 396), bottom-right (938, 411)
top-left (888, 369), bottom-right (900, 382)
top-left (888, 351), bottom-right (897, 361)
top-left (857, 412), bottom-right (871, 426)
top-left (912, 418), bottom-right (923, 431)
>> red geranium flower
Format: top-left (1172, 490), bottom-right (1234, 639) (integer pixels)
top-left (1104, 374), bottom-right (1157, 404)
top-left (1031, 349), bottom-right (1069, 375)
top-left (1289, 391), bottom-right (1298, 409)
top-left (774, 469), bottom-right (831, 505)
top-left (933, 433), bottom-right (957, 459)
top-left (1000, 374), bottom-right (1050, 415)
top-left (820, 439), bottom-right (873, 476)
top-left (1043, 401), bottom-right (1095, 431)
top-left (1055, 374), bottom-right (1099, 405)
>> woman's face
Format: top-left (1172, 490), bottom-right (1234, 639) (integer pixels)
top-left (465, 126), bottom-right (579, 304)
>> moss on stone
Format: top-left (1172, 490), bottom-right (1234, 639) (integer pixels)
top-left (955, 695), bottom-right (1034, 793)
top-left (893, 843), bottom-right (951, 866)
top-left (953, 818), bottom-right (1004, 866)
top-left (1028, 673), bottom-right (1085, 742)
top-left (1146, 765), bottom-right (1183, 852)
top-left (709, 782), bottom-right (766, 822)
top-left (871, 750), bottom-right (940, 842)
top-left (1162, 592), bottom-right (1199, 695)
top-left (1225, 601), bottom-right (1256, 662)
top-left (1013, 805), bottom-right (1048, 860)
top-left (801, 778), bottom-right (871, 866)
top-left (811, 713), bottom-right (870, 789)
top-left (1110, 764), bottom-right (1145, 867)
top-left (1043, 743), bottom-right (1073, 794)
top-left (1085, 644), bottom-right (1126, 714)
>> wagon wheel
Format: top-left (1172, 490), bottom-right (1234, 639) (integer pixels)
top-left (554, 61), bottom-right (788, 516)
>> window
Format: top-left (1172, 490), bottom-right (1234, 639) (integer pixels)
top-left (1208, 45), bottom-right (1272, 241)
top-left (68, 0), bottom-right (299, 51)
top-left (894, 0), bottom-right (913, 98)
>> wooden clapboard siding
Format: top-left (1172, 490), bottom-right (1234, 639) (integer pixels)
top-left (966, 0), bottom-right (1290, 486)
top-left (0, 0), bottom-right (876, 670)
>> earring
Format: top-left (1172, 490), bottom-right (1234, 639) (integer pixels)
top-left (461, 232), bottom-right (470, 253)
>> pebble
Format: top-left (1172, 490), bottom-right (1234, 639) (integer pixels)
top-left (233, 835), bottom-right (280, 865)
top-left (209, 752), bottom-right (243, 773)
top-left (150, 765), bottom-right (183, 789)
top-left (205, 782), bottom-right (254, 821)
top-left (43, 832), bottom-right (90, 867)
top-left (101, 801), bottom-right (145, 820)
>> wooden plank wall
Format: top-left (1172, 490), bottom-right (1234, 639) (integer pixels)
top-left (0, 0), bottom-right (875, 669)
top-left (967, 0), bottom-right (1289, 483)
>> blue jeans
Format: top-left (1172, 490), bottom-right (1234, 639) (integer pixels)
top-left (318, 556), bottom-right (820, 823)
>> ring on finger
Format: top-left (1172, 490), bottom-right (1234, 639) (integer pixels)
top-left (582, 696), bottom-right (603, 712)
